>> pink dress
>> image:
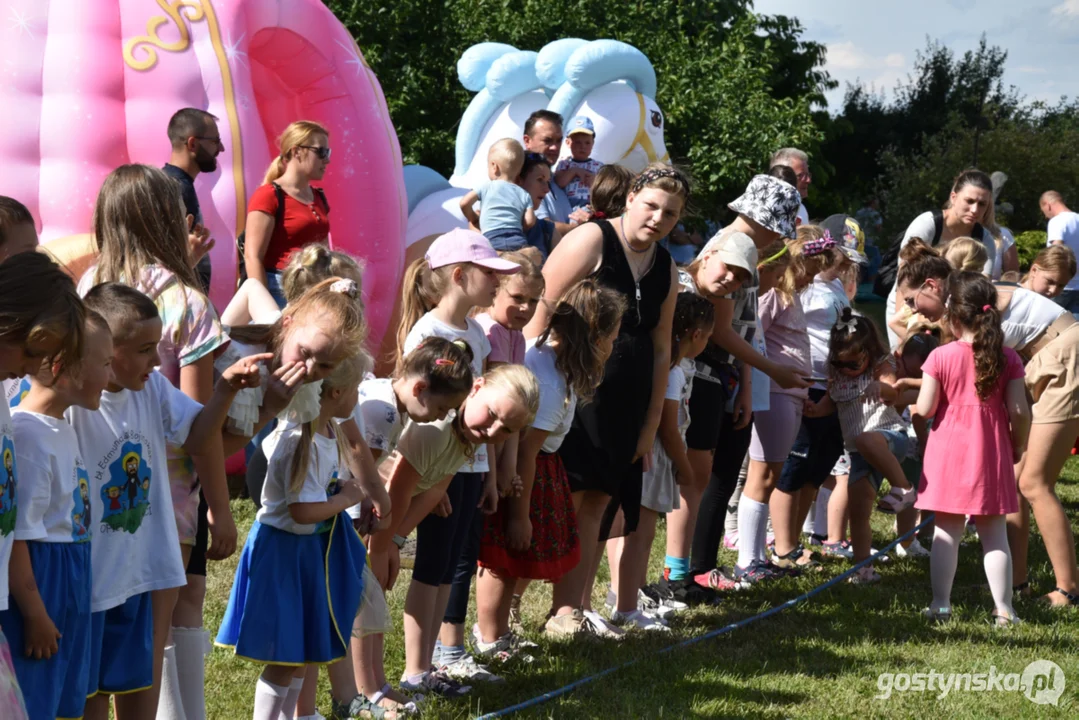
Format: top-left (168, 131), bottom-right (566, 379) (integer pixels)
top-left (916, 342), bottom-right (1024, 516)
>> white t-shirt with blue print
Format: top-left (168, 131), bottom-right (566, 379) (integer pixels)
top-left (12, 411), bottom-right (92, 544)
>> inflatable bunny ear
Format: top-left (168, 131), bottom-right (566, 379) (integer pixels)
top-left (453, 44), bottom-right (544, 181)
top-left (545, 39), bottom-right (667, 172)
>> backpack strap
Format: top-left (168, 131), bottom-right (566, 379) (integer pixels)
top-left (270, 182), bottom-right (288, 227)
top-left (313, 187), bottom-right (330, 214)
top-left (931, 209), bottom-right (945, 245)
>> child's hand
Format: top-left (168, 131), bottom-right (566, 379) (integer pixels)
top-left (220, 353), bottom-right (274, 392)
top-left (23, 610), bottom-right (61, 660)
top-left (878, 381), bottom-right (899, 405)
top-left (478, 477), bottom-right (499, 515)
top-left (339, 479), bottom-right (365, 507)
top-left (506, 514), bottom-right (532, 552)
top-left (370, 546), bottom-right (400, 591)
top-left (580, 170), bottom-right (595, 186)
top-left (432, 492), bottom-right (452, 518)
top-left (186, 214), bottom-right (215, 266)
top-left (262, 361), bottom-right (308, 416)
top-left (510, 474), bottom-right (523, 497)
top-left (206, 505), bottom-right (238, 561)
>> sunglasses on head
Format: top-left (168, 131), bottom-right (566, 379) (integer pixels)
top-left (298, 145), bottom-right (331, 161)
top-left (524, 152), bottom-right (548, 163)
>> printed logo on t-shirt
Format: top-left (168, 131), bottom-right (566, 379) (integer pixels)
top-left (318, 470), bottom-right (341, 534)
top-left (0, 437), bottom-right (15, 536)
top-left (99, 438), bottom-right (153, 535)
top-left (7, 378), bottom-right (29, 409)
top-left (71, 465), bottom-right (91, 542)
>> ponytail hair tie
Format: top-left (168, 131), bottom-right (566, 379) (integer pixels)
top-left (982, 304), bottom-right (991, 312)
top-left (435, 359), bottom-right (454, 366)
top-left (330, 279), bottom-right (358, 298)
top-left (592, 211), bottom-right (606, 219)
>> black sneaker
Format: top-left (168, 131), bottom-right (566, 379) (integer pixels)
top-left (658, 575), bottom-right (719, 607)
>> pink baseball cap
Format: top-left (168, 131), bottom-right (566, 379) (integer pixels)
top-left (425, 228), bottom-right (522, 273)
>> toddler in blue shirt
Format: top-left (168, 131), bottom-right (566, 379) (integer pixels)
top-left (460, 138), bottom-right (536, 251)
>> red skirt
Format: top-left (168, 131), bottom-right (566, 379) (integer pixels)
top-left (479, 452), bottom-right (580, 581)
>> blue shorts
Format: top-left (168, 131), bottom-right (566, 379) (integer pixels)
top-left (484, 228), bottom-right (527, 252)
top-left (0, 541), bottom-right (93, 720)
top-left (848, 429), bottom-right (909, 492)
top-left (88, 591), bottom-right (153, 696)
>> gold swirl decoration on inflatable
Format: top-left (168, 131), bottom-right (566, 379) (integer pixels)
top-left (122, 0), bottom-right (247, 238)
top-left (619, 94), bottom-right (670, 166)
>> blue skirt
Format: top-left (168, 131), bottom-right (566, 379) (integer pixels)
top-left (215, 512), bottom-right (365, 665)
top-left (0, 541), bottom-right (92, 720)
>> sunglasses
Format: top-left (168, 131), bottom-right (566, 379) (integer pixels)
top-left (298, 145), bottom-right (331, 161)
top-left (830, 358), bottom-right (863, 371)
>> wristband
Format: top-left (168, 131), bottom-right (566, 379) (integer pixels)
top-left (392, 534), bottom-right (407, 549)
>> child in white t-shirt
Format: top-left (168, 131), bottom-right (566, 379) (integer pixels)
top-left (70, 283), bottom-right (265, 719)
top-left (554, 116), bottom-right (604, 210)
top-left (0, 311), bottom-right (111, 720)
top-left (0, 250), bottom-right (89, 720)
top-left (348, 338), bottom-right (474, 717)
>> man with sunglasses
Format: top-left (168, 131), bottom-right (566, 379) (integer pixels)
top-left (164, 108), bottom-right (224, 292)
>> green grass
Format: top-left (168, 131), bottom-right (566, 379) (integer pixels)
top-left (206, 461), bottom-right (1079, 718)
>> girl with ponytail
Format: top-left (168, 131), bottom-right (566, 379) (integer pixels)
top-left (912, 272), bottom-right (1030, 624)
top-left (896, 239), bottom-right (1079, 606)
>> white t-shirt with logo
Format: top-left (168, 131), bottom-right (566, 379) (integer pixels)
top-left (1048, 211), bottom-right (1079, 291)
top-left (801, 276), bottom-right (850, 390)
top-left (257, 422), bottom-right (341, 536)
top-left (12, 411), bottom-right (92, 543)
top-left (403, 312), bottom-right (492, 473)
top-left (525, 339), bottom-right (576, 454)
top-left (0, 401), bottom-right (16, 611)
top-left (4, 377), bottom-right (30, 410)
top-left (66, 371), bottom-right (197, 612)
top-left (344, 377), bottom-right (405, 520)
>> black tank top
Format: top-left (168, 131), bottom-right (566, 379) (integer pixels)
top-left (592, 219), bottom-right (671, 337)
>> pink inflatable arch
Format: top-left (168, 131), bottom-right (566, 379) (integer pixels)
top-left (0, 0), bottom-right (405, 346)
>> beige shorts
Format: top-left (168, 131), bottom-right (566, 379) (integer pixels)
top-left (1026, 323), bottom-right (1079, 424)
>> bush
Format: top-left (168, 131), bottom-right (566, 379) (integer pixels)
top-left (1014, 230), bottom-right (1047, 272)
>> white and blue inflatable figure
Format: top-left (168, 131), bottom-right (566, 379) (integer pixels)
top-left (404, 38), bottom-right (669, 252)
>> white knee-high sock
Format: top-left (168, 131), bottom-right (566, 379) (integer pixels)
top-left (976, 516), bottom-right (1015, 617)
top-left (725, 457), bottom-right (750, 537)
top-left (930, 514), bottom-right (965, 611)
top-left (811, 487), bottom-right (831, 537)
top-left (737, 497), bottom-right (769, 569)
top-left (253, 679), bottom-right (288, 720)
top-left (281, 675), bottom-right (304, 720)
top-left (172, 627), bottom-right (209, 720)
top-left (156, 644), bottom-right (186, 720)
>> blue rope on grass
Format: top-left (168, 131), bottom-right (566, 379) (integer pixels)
top-left (473, 513), bottom-right (936, 719)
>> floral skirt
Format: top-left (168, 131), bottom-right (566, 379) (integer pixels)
top-left (479, 452), bottom-right (580, 581)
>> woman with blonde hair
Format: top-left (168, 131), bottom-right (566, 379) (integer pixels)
top-left (243, 121), bottom-right (333, 306)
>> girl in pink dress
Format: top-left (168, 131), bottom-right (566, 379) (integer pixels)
top-left (914, 272), bottom-right (1031, 625)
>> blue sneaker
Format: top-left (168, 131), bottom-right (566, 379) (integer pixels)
top-left (733, 559), bottom-right (779, 585)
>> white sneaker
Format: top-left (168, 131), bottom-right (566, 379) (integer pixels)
top-left (610, 609), bottom-right (671, 632)
top-left (870, 547), bottom-right (892, 564)
top-left (896, 539), bottom-right (930, 558)
top-left (437, 654), bottom-right (504, 683)
top-left (582, 609), bottom-right (626, 639)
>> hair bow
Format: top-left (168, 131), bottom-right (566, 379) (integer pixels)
top-left (835, 315), bottom-right (858, 335)
top-left (330, 278), bottom-right (358, 298)
top-left (803, 235), bottom-right (837, 257)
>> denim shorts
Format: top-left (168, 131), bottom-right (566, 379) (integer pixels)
top-left (848, 428), bottom-right (909, 491)
top-left (484, 228), bottom-right (527, 252)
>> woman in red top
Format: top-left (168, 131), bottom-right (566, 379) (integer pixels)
top-left (243, 120), bottom-right (332, 306)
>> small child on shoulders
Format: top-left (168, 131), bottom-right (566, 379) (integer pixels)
top-left (554, 116), bottom-right (604, 210)
top-left (461, 139), bottom-right (536, 252)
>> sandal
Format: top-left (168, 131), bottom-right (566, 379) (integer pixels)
top-left (358, 684), bottom-right (420, 719)
top-left (876, 487), bottom-right (915, 515)
top-left (1013, 580), bottom-right (1033, 599)
top-left (922, 606), bottom-right (953, 623)
top-left (1043, 587), bottom-right (1079, 607)
top-left (990, 609), bottom-right (1021, 627)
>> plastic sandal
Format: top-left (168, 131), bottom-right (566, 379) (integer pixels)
top-left (876, 487), bottom-right (915, 515)
top-left (990, 610), bottom-right (1021, 627)
top-left (1013, 580), bottom-right (1032, 599)
top-left (922, 606), bottom-right (953, 623)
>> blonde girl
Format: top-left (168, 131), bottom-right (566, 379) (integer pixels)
top-left (366, 365), bottom-right (539, 698)
top-left (81, 163), bottom-right (233, 719)
top-left (740, 228), bottom-right (834, 580)
top-left (1022, 245), bottom-right (1077, 301)
top-left (216, 353), bottom-right (371, 720)
top-left (243, 121), bottom-right (332, 305)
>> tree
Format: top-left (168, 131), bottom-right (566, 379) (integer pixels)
top-left (327, 0), bottom-right (830, 221)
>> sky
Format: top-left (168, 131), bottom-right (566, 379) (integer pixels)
top-left (753, 0), bottom-right (1079, 112)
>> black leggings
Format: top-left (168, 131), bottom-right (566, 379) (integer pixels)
top-left (690, 411), bottom-right (753, 576)
top-left (443, 500), bottom-right (484, 625)
top-left (413, 472), bottom-right (482, 587)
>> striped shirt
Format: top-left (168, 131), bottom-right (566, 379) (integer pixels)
top-left (829, 356), bottom-right (907, 451)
